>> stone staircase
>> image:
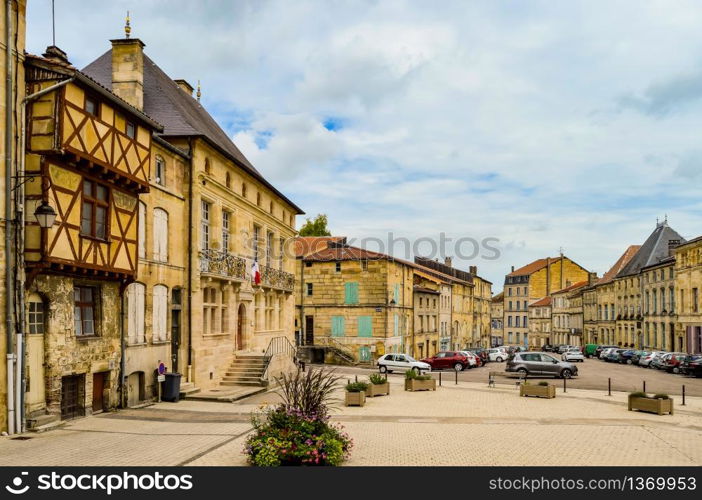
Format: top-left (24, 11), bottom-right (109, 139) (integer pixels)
top-left (179, 381), bottom-right (200, 398)
top-left (220, 354), bottom-right (268, 387)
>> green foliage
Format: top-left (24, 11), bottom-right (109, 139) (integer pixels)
top-left (629, 391), bottom-right (648, 398)
top-left (298, 214), bottom-right (332, 237)
top-left (405, 370), bottom-right (432, 381)
top-left (538, 381), bottom-right (549, 387)
top-left (653, 393), bottom-right (670, 400)
top-left (275, 367), bottom-right (341, 421)
top-left (345, 382), bottom-right (369, 392)
top-left (369, 373), bottom-right (386, 385)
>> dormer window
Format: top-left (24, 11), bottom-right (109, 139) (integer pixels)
top-left (126, 121), bottom-right (136, 139)
top-left (85, 96), bottom-right (98, 116)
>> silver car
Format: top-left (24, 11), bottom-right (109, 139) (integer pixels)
top-left (506, 352), bottom-right (579, 379)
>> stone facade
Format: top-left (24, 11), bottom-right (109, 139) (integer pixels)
top-left (490, 292), bottom-right (504, 346)
top-left (528, 297), bottom-right (551, 348)
top-left (675, 236), bottom-right (702, 353)
top-left (641, 259), bottom-right (678, 350)
top-left (412, 283), bottom-right (441, 359)
top-left (550, 281), bottom-right (587, 345)
top-left (471, 272), bottom-right (492, 348)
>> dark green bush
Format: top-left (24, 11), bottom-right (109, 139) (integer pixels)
top-left (345, 382), bottom-right (369, 392)
top-left (369, 373), bottom-right (386, 385)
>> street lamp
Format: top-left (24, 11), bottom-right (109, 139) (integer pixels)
top-left (34, 200), bottom-right (57, 228)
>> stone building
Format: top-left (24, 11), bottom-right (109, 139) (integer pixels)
top-left (675, 236), bottom-right (702, 353)
top-left (550, 281), bottom-right (587, 346)
top-left (641, 257), bottom-right (677, 350)
top-left (503, 255), bottom-right (589, 348)
top-left (613, 221), bottom-right (684, 350)
top-left (412, 281), bottom-right (442, 359)
top-left (82, 32), bottom-right (302, 396)
top-left (470, 268), bottom-right (493, 348)
top-left (528, 297), bottom-right (551, 348)
top-left (490, 292), bottom-right (504, 347)
top-left (21, 46), bottom-right (161, 425)
top-left (1, 0), bottom-right (26, 434)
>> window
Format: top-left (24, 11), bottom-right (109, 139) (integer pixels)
top-left (154, 155), bottom-right (166, 186)
top-left (269, 201), bottom-right (274, 214)
top-left (345, 282), bottom-right (359, 304)
top-left (278, 238), bottom-right (284, 271)
top-left (242, 183), bottom-right (247, 198)
top-left (225, 172), bottom-right (231, 189)
top-left (358, 316), bottom-right (373, 337)
top-left (153, 208), bottom-right (168, 262)
top-left (360, 259), bottom-right (368, 271)
top-left (81, 180), bottom-right (108, 239)
top-left (126, 121), bottom-right (136, 139)
top-left (126, 283), bottom-right (145, 344)
top-left (694, 288), bottom-right (699, 313)
top-left (200, 201), bottom-right (210, 250)
top-left (335, 262), bottom-right (341, 273)
top-left (27, 296), bottom-right (45, 334)
top-left (85, 96), bottom-right (98, 115)
top-left (256, 192), bottom-right (261, 206)
top-left (331, 316), bottom-right (345, 337)
top-left (253, 224), bottom-right (260, 260)
top-left (306, 283), bottom-right (313, 296)
top-left (74, 286), bottom-right (97, 336)
top-left (153, 285), bottom-right (168, 342)
top-left (138, 201), bottom-right (146, 259)
top-left (266, 231), bottom-right (273, 268)
top-left (222, 211), bottom-right (230, 252)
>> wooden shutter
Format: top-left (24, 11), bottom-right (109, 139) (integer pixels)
top-left (394, 313), bottom-right (399, 337)
top-left (345, 282), bottom-right (359, 304)
top-left (138, 202), bottom-right (146, 259)
top-left (127, 283), bottom-right (145, 343)
top-left (358, 316), bottom-right (372, 337)
top-left (331, 316), bottom-right (345, 337)
top-left (153, 285), bottom-right (167, 341)
top-left (153, 209), bottom-right (168, 262)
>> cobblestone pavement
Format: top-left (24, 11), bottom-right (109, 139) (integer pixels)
top-left (1, 379), bottom-right (700, 466)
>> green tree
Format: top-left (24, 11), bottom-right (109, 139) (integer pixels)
top-left (298, 214), bottom-right (332, 236)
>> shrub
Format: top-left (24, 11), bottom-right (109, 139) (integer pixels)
top-left (415, 374), bottom-right (432, 381)
top-left (653, 393), bottom-right (670, 400)
top-left (538, 381), bottom-right (549, 387)
top-left (245, 368), bottom-right (353, 466)
top-left (405, 369), bottom-right (431, 380)
top-left (345, 382), bottom-right (369, 392)
top-left (369, 373), bottom-right (386, 385)
top-left (629, 391), bottom-right (648, 398)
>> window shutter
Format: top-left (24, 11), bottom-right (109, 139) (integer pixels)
top-left (138, 202), bottom-right (146, 259)
top-left (331, 316), bottom-right (345, 337)
top-left (153, 209), bottom-right (169, 262)
top-left (358, 316), bottom-right (372, 337)
top-left (136, 284), bottom-right (145, 343)
top-left (345, 282), bottom-right (359, 304)
top-left (153, 285), bottom-right (167, 341)
top-left (394, 313), bottom-right (399, 336)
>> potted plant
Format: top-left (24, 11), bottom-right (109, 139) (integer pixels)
top-left (628, 392), bottom-right (674, 415)
top-left (245, 368), bottom-right (353, 466)
top-left (366, 373), bottom-right (390, 397)
top-left (345, 382), bottom-right (369, 406)
top-left (404, 370), bottom-right (436, 392)
top-left (520, 380), bottom-right (556, 399)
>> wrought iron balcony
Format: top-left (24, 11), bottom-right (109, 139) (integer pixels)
top-left (199, 249), bottom-right (246, 281)
top-left (260, 264), bottom-right (295, 292)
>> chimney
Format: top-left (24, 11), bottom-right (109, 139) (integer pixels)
top-left (668, 239), bottom-right (680, 256)
top-left (469, 265), bottom-right (477, 275)
top-left (42, 45), bottom-right (71, 66)
top-left (444, 256), bottom-right (453, 268)
top-left (174, 79), bottom-right (194, 96)
top-left (110, 38), bottom-right (146, 110)
top-left (588, 272), bottom-right (597, 286)
top-left (511, 265), bottom-right (514, 273)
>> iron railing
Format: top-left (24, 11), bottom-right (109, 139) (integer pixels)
top-left (260, 264), bottom-right (295, 292)
top-left (199, 249), bottom-right (246, 280)
top-left (261, 336), bottom-right (297, 382)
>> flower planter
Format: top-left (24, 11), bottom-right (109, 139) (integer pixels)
top-left (520, 384), bottom-right (556, 399)
top-left (628, 396), bottom-right (673, 415)
top-left (365, 382), bottom-right (390, 397)
top-left (345, 390), bottom-right (366, 407)
top-left (404, 378), bottom-right (436, 392)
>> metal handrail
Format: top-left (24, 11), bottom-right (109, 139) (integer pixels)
top-left (261, 336), bottom-right (297, 381)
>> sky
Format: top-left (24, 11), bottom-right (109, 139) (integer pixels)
top-left (26, 0), bottom-right (702, 291)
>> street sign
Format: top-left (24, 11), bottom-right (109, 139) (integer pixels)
top-left (158, 362), bottom-right (166, 375)
top-left (157, 374), bottom-right (165, 383)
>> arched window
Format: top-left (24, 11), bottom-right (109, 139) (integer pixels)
top-left (27, 293), bottom-right (46, 334)
top-left (153, 285), bottom-right (168, 342)
top-left (138, 201), bottom-right (146, 259)
top-left (153, 208), bottom-right (169, 262)
top-left (154, 155), bottom-right (166, 186)
top-left (126, 282), bottom-right (146, 344)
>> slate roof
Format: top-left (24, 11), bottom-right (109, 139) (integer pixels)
top-left (616, 222), bottom-right (685, 278)
top-left (82, 46), bottom-right (303, 213)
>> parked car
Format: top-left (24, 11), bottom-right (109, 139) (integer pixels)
top-left (638, 351), bottom-right (664, 368)
top-left (562, 349), bottom-right (584, 362)
top-left (583, 344), bottom-right (599, 358)
top-left (459, 351), bottom-right (480, 368)
top-left (541, 344), bottom-right (555, 352)
top-left (377, 353), bottom-right (431, 374)
top-left (604, 349), bottom-right (625, 362)
top-left (506, 352), bottom-right (579, 379)
top-left (471, 348), bottom-right (489, 364)
top-left (680, 355), bottom-right (702, 377)
top-left (630, 350), bottom-right (649, 365)
top-left (487, 348), bottom-right (508, 362)
top-left (617, 349), bottom-right (637, 364)
top-left (651, 353), bottom-right (672, 370)
top-left (664, 353), bottom-right (688, 374)
top-left (421, 351), bottom-right (471, 371)
top-left (595, 345), bottom-right (618, 359)
top-left (599, 347), bottom-right (618, 360)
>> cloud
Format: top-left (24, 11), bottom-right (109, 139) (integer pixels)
top-left (618, 69), bottom-right (702, 117)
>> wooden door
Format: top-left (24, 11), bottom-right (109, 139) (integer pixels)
top-left (92, 372), bottom-right (105, 412)
top-left (237, 303), bottom-right (246, 350)
top-left (61, 375), bottom-right (84, 420)
top-left (305, 315), bottom-right (314, 345)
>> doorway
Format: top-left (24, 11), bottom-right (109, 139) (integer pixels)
top-left (237, 303), bottom-right (246, 350)
top-left (92, 372), bottom-right (107, 413)
top-left (61, 374), bottom-right (85, 420)
top-left (305, 315), bottom-right (314, 345)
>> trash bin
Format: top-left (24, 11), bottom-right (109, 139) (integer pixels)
top-left (161, 372), bottom-right (182, 402)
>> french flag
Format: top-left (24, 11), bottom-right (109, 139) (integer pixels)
top-left (252, 260), bottom-right (261, 285)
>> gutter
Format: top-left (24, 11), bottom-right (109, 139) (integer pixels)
top-left (5, 0), bottom-right (15, 435)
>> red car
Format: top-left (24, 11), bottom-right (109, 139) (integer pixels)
top-left (665, 353), bottom-right (688, 374)
top-left (420, 351), bottom-right (470, 371)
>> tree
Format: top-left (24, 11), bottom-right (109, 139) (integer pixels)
top-left (298, 214), bottom-right (332, 236)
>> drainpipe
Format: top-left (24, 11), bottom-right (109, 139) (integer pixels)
top-left (299, 258), bottom-right (304, 345)
top-left (5, 0), bottom-right (15, 435)
top-left (186, 138), bottom-right (193, 381)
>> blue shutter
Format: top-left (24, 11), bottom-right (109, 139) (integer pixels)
top-left (358, 316), bottom-right (372, 337)
top-left (331, 316), bottom-right (345, 337)
top-left (345, 282), bottom-right (359, 304)
top-left (394, 284), bottom-right (400, 304)
top-left (394, 313), bottom-right (399, 337)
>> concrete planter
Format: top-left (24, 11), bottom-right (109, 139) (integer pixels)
top-left (520, 384), bottom-right (556, 399)
top-left (365, 382), bottom-right (390, 397)
top-left (345, 390), bottom-right (366, 407)
top-left (404, 378), bottom-right (436, 392)
top-left (628, 396), bottom-right (673, 415)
